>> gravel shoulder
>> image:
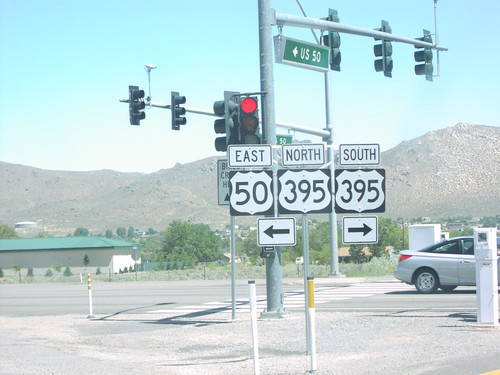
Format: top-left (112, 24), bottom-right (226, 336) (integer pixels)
top-left (2, 306), bottom-right (500, 374)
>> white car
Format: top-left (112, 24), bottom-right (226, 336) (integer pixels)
top-left (394, 236), bottom-right (500, 293)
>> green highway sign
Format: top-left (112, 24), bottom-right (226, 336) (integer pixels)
top-left (276, 134), bottom-right (293, 145)
top-left (274, 35), bottom-right (330, 72)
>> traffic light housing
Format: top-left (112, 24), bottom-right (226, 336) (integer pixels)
top-left (414, 29), bottom-right (434, 81)
top-left (373, 20), bottom-right (393, 78)
top-left (171, 91), bottom-right (186, 130)
top-left (129, 85), bottom-right (146, 125)
top-left (213, 91), bottom-right (239, 152)
top-left (239, 96), bottom-right (260, 144)
top-left (321, 8), bottom-right (341, 71)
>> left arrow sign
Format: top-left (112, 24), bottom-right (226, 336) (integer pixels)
top-left (258, 218), bottom-right (296, 246)
top-left (264, 225), bottom-right (290, 238)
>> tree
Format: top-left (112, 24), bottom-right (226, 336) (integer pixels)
top-left (63, 266), bottom-right (73, 277)
top-left (11, 264), bottom-right (21, 283)
top-left (349, 245), bottom-right (365, 264)
top-left (52, 262), bottom-right (63, 272)
top-left (0, 225), bottom-right (17, 239)
top-left (155, 220), bottom-right (223, 265)
top-left (127, 226), bottom-right (135, 238)
top-left (239, 230), bottom-right (260, 263)
top-left (105, 229), bottom-right (113, 238)
top-left (83, 254), bottom-right (90, 270)
top-left (74, 227), bottom-right (89, 236)
top-left (369, 217), bottom-right (401, 257)
top-left (116, 227), bottom-right (126, 238)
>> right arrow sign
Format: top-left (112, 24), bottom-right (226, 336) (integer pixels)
top-left (343, 216), bottom-right (378, 244)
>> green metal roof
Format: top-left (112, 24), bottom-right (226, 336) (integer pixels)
top-left (0, 237), bottom-right (138, 252)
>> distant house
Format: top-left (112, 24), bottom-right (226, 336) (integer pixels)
top-left (0, 237), bottom-right (139, 271)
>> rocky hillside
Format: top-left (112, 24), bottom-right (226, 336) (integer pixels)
top-left (381, 123), bottom-right (499, 219)
top-left (0, 123), bottom-right (498, 235)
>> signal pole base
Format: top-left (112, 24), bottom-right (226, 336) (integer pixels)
top-left (260, 307), bottom-right (290, 319)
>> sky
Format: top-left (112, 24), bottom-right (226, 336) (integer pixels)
top-left (0, 0), bottom-right (499, 173)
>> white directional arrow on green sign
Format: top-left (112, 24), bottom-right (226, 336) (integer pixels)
top-left (274, 35), bottom-right (330, 72)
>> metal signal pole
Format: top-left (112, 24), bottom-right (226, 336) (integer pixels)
top-left (258, 0), bottom-right (287, 318)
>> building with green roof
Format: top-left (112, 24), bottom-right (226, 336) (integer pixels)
top-left (0, 237), bottom-right (139, 272)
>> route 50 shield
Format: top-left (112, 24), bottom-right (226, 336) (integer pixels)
top-left (229, 171), bottom-right (274, 216)
top-left (334, 169), bottom-right (385, 213)
top-left (278, 169), bottom-right (332, 214)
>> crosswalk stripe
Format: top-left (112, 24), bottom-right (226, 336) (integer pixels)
top-left (147, 281), bottom-right (414, 316)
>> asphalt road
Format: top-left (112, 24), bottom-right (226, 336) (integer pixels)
top-left (1, 278), bottom-right (499, 375)
top-left (0, 277), bottom-right (482, 317)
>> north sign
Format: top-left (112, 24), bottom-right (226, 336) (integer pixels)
top-left (258, 217), bottom-right (296, 246)
top-left (339, 144), bottom-right (380, 166)
top-left (342, 216), bottom-right (378, 244)
top-left (228, 145), bottom-right (272, 168)
top-left (334, 169), bottom-right (386, 213)
top-left (281, 143), bottom-right (325, 167)
top-left (274, 35), bottom-right (330, 72)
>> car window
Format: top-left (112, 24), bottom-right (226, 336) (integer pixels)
top-left (462, 239), bottom-right (474, 255)
top-left (424, 241), bottom-right (460, 255)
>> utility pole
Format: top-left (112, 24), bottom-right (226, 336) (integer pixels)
top-left (258, 0), bottom-right (287, 317)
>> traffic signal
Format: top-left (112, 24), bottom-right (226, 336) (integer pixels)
top-left (129, 85), bottom-right (146, 125)
top-left (373, 20), bottom-right (393, 78)
top-left (414, 29), bottom-right (433, 81)
top-left (321, 8), bottom-right (341, 71)
top-left (213, 91), bottom-right (239, 152)
top-left (171, 91), bottom-right (186, 130)
top-left (239, 96), bottom-right (260, 144)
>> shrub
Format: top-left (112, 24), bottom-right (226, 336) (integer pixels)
top-left (45, 269), bottom-right (53, 277)
top-left (27, 268), bottom-right (34, 278)
top-left (96, 267), bottom-right (102, 275)
top-left (63, 266), bottom-right (73, 277)
top-left (0, 268), bottom-right (3, 278)
top-left (52, 262), bottom-right (63, 272)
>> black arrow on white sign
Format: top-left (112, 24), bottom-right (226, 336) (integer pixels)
top-left (347, 223), bottom-right (372, 236)
top-left (264, 225), bottom-right (290, 238)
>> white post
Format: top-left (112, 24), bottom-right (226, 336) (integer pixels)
top-left (248, 280), bottom-right (260, 375)
top-left (87, 273), bottom-right (94, 319)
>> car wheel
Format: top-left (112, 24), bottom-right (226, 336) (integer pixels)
top-left (414, 269), bottom-right (439, 294)
top-left (440, 285), bottom-right (457, 292)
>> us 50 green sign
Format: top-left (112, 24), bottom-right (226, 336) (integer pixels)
top-left (274, 35), bottom-right (330, 72)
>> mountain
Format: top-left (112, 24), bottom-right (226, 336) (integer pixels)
top-left (381, 123), bottom-right (499, 219)
top-left (1, 123), bottom-right (498, 235)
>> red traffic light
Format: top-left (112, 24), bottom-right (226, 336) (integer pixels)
top-left (240, 97), bottom-right (257, 114)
